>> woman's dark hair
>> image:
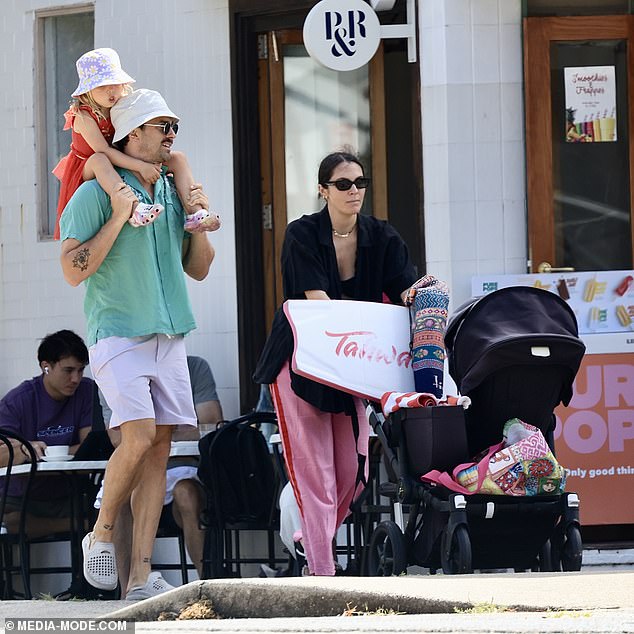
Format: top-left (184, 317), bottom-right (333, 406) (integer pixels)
top-left (37, 330), bottom-right (89, 365)
top-left (318, 151), bottom-right (364, 185)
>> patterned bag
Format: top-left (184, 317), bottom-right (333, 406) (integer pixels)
top-left (422, 419), bottom-right (566, 496)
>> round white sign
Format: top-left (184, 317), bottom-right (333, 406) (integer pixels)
top-left (303, 0), bottom-right (381, 71)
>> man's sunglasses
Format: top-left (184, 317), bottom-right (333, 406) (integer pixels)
top-left (142, 121), bottom-right (179, 135)
top-left (324, 177), bottom-right (371, 191)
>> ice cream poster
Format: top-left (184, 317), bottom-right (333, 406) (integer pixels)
top-left (564, 66), bottom-right (616, 143)
top-left (471, 270), bottom-right (634, 335)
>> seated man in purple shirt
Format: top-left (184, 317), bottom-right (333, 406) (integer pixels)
top-left (0, 329), bottom-right (94, 537)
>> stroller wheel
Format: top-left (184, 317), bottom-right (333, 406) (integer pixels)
top-left (365, 521), bottom-right (407, 576)
top-left (441, 525), bottom-right (472, 574)
top-left (550, 524), bottom-right (583, 572)
top-left (561, 525), bottom-right (583, 571)
top-left (532, 540), bottom-right (555, 572)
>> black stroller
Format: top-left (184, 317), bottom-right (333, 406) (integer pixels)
top-left (364, 286), bottom-right (587, 575)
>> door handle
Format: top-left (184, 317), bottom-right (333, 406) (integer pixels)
top-left (271, 31), bottom-right (280, 62)
top-left (537, 262), bottom-right (575, 274)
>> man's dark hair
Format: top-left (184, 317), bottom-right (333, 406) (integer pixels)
top-left (317, 150), bottom-right (365, 186)
top-left (37, 330), bottom-right (88, 365)
top-left (113, 136), bottom-right (130, 152)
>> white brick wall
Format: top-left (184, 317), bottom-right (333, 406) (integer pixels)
top-left (419, 0), bottom-right (526, 309)
top-left (0, 0), bottom-right (239, 415)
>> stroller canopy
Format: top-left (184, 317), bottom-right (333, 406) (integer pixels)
top-left (445, 286), bottom-right (586, 403)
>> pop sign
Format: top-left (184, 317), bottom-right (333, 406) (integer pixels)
top-left (303, 0), bottom-right (382, 71)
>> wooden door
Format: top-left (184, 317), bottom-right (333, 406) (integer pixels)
top-left (258, 29), bottom-right (387, 332)
top-left (524, 16), bottom-right (634, 273)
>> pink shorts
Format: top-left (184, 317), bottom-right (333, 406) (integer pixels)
top-left (89, 334), bottom-right (197, 429)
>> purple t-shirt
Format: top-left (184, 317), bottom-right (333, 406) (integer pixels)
top-left (0, 375), bottom-right (94, 499)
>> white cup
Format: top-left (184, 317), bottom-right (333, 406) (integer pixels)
top-left (45, 445), bottom-right (70, 458)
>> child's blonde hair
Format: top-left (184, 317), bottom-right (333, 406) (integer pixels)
top-left (70, 84), bottom-right (133, 121)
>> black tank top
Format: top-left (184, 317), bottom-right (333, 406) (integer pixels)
top-left (341, 277), bottom-right (356, 299)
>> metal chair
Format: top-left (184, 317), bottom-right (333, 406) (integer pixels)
top-left (0, 430), bottom-right (38, 599)
top-left (0, 430), bottom-right (100, 599)
top-left (199, 412), bottom-right (287, 578)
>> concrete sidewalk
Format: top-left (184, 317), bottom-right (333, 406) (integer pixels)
top-left (0, 571), bottom-right (632, 625)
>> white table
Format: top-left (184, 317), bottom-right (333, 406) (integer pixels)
top-left (0, 438), bottom-right (199, 477)
top-left (170, 441), bottom-right (200, 457)
top-left (0, 459), bottom-right (106, 478)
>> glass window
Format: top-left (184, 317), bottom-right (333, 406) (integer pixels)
top-left (282, 44), bottom-right (371, 223)
top-left (551, 39), bottom-right (632, 271)
top-left (36, 9), bottom-right (93, 238)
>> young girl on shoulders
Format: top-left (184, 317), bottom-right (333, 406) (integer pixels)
top-left (53, 47), bottom-right (220, 239)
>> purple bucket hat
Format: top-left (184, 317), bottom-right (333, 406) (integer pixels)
top-left (71, 48), bottom-right (135, 98)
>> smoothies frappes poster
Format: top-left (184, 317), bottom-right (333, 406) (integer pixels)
top-left (564, 66), bottom-right (616, 143)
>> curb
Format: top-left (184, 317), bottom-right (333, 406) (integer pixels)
top-left (104, 580), bottom-right (474, 621)
top-left (103, 572), bottom-right (634, 622)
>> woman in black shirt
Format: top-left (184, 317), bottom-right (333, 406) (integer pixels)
top-left (255, 151), bottom-right (417, 575)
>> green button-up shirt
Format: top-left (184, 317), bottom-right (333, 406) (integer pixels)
top-left (60, 168), bottom-right (196, 346)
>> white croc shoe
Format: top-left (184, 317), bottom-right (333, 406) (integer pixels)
top-left (82, 532), bottom-right (118, 591)
top-left (125, 572), bottom-right (175, 601)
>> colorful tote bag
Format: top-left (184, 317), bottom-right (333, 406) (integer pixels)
top-left (421, 419), bottom-right (566, 496)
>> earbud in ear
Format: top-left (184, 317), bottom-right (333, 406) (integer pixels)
top-left (44, 367), bottom-right (49, 375)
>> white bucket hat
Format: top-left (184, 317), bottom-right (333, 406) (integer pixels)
top-left (71, 48), bottom-right (135, 98)
top-left (110, 89), bottom-right (180, 143)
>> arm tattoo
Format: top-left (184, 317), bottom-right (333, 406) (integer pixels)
top-left (72, 248), bottom-right (90, 271)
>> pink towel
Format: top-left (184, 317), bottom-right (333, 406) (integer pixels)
top-left (381, 391), bottom-right (439, 416)
top-left (380, 391), bottom-right (471, 417)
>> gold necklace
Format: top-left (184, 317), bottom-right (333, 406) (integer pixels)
top-left (332, 224), bottom-right (356, 239)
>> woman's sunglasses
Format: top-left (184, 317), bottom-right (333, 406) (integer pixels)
top-left (324, 177), bottom-right (371, 191)
top-left (142, 121), bottom-right (179, 135)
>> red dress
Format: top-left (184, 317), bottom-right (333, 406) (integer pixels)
top-left (52, 105), bottom-right (115, 240)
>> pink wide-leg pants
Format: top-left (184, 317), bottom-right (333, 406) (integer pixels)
top-left (271, 362), bottom-right (369, 576)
